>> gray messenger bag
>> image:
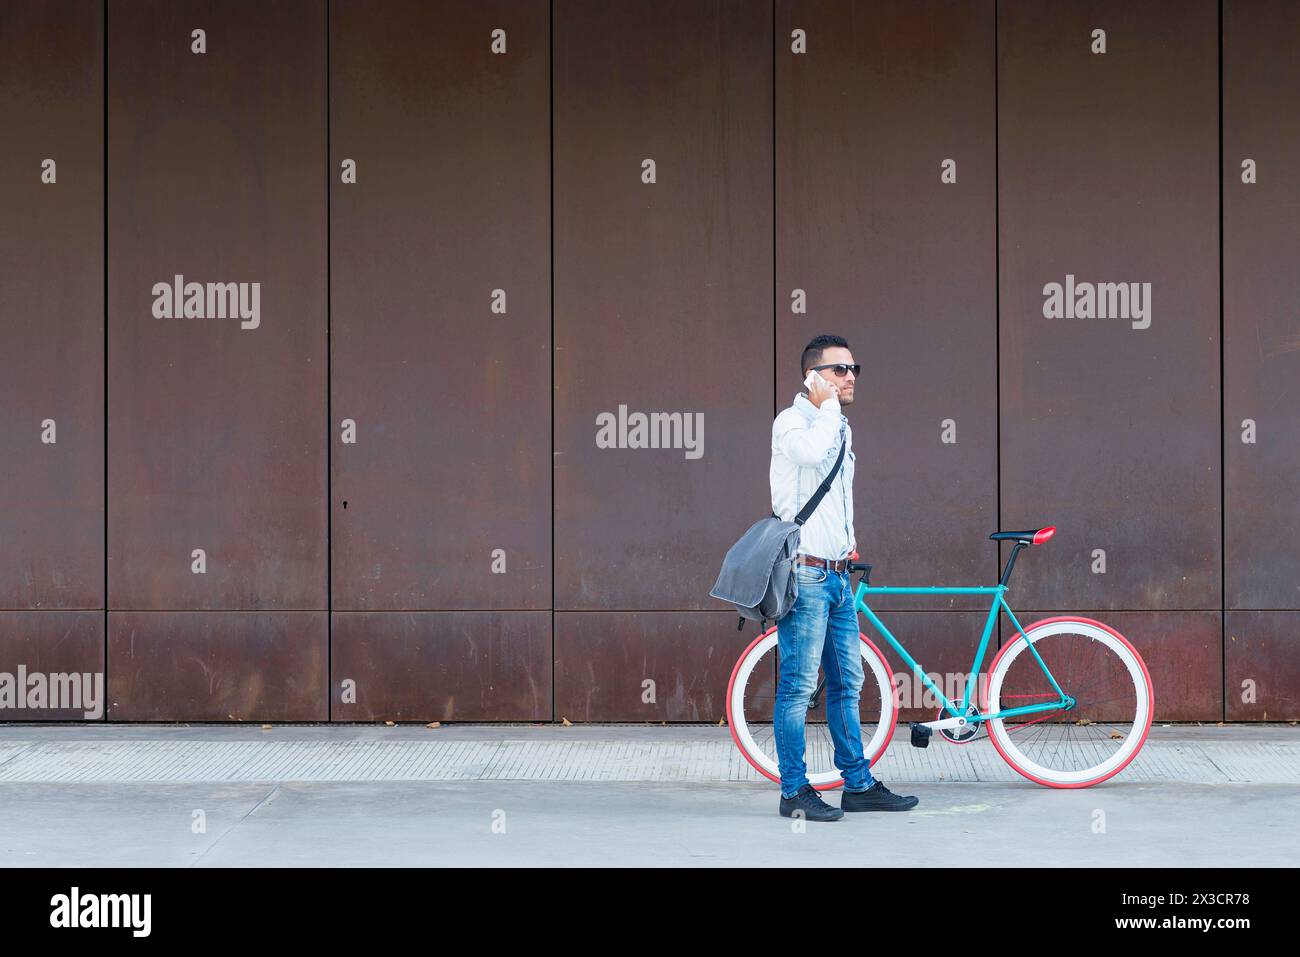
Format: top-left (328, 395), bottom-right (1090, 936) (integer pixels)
top-left (708, 431), bottom-right (846, 628)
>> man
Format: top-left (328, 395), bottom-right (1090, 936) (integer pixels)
top-left (769, 334), bottom-right (920, 822)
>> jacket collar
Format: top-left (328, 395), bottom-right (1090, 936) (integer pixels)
top-left (792, 391), bottom-right (843, 423)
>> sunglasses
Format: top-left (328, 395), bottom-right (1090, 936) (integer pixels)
top-left (810, 363), bottom-right (861, 378)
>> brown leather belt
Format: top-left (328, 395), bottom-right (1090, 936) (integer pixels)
top-left (796, 554), bottom-right (850, 573)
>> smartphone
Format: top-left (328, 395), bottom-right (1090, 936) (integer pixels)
top-left (804, 370), bottom-right (831, 392)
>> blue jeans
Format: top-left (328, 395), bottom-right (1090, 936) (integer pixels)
top-left (773, 562), bottom-right (875, 798)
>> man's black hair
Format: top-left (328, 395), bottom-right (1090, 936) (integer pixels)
top-left (800, 334), bottom-right (851, 377)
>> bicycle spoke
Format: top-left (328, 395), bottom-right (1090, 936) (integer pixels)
top-left (991, 624), bottom-right (1145, 779)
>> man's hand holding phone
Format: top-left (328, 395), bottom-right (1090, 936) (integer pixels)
top-left (804, 369), bottom-right (839, 409)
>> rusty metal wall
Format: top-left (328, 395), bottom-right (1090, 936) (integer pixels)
top-left (329, 0), bottom-right (550, 720)
top-left (999, 0), bottom-right (1220, 612)
top-left (105, 0), bottom-right (327, 719)
top-left (551, 0), bottom-right (773, 718)
top-left (2, 1), bottom-right (1298, 724)
top-left (1224, 0), bottom-right (1300, 611)
top-left (108, 612), bottom-right (326, 721)
top-left (553, 0), bottom-right (773, 609)
top-left (0, 0), bottom-right (104, 719)
top-left (1227, 612), bottom-right (1299, 721)
top-left (332, 612), bottom-right (550, 721)
top-left (997, 0), bottom-right (1222, 716)
top-left (1222, 0), bottom-right (1300, 722)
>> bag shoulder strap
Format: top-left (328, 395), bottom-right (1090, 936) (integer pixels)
top-left (793, 426), bottom-right (847, 526)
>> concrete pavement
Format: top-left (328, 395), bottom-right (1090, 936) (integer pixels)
top-left (0, 724), bottom-right (1295, 867)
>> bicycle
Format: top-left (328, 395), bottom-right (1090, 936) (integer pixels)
top-left (726, 527), bottom-right (1155, 789)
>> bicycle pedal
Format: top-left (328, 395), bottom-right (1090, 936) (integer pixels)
top-left (909, 721), bottom-right (932, 749)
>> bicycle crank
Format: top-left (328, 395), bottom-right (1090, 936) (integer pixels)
top-left (910, 712), bottom-right (977, 749)
top-left (934, 703), bottom-right (984, 744)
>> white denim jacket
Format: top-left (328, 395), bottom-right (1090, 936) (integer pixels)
top-left (769, 391), bottom-right (855, 561)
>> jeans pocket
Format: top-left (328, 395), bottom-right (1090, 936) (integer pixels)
top-left (793, 563), bottom-right (828, 586)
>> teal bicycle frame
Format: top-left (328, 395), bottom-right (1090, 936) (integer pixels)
top-left (853, 578), bottom-right (1075, 726)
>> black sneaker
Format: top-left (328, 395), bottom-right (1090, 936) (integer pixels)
top-left (779, 784), bottom-right (845, 822)
top-left (840, 780), bottom-right (919, 812)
